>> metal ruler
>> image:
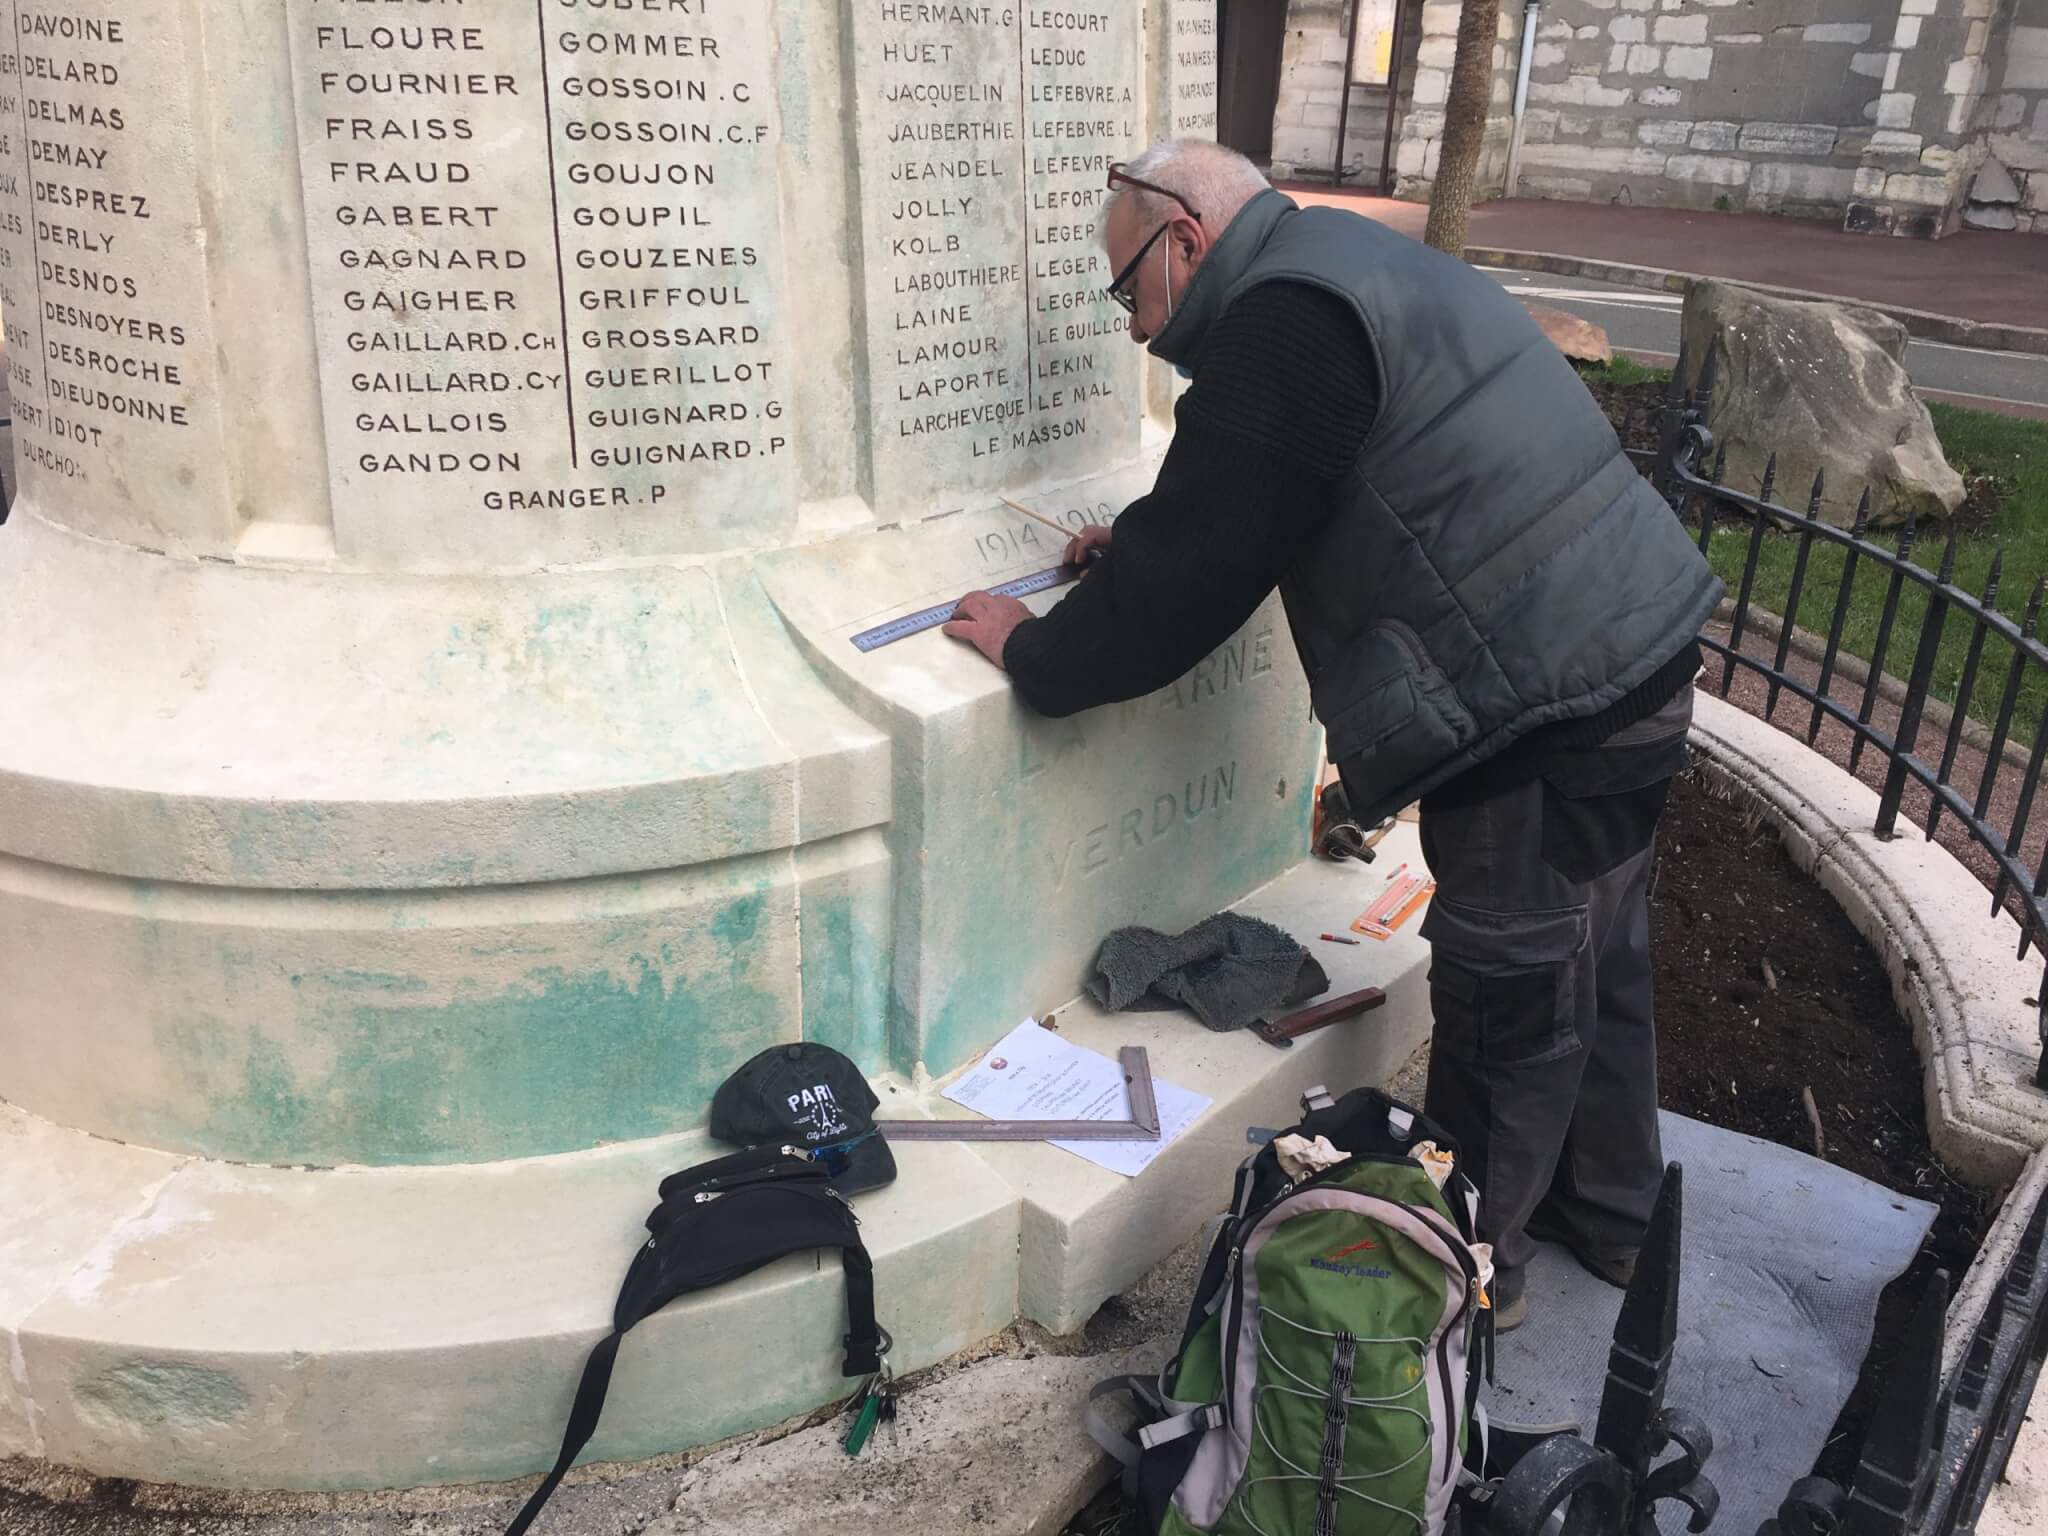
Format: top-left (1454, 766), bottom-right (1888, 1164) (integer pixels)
top-left (849, 564), bottom-right (1079, 653)
top-left (873, 1046), bottom-right (1161, 1142)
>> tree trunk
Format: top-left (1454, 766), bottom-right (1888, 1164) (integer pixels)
top-left (1422, 0), bottom-right (1504, 255)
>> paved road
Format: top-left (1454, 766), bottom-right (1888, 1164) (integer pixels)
top-left (1487, 267), bottom-right (2048, 419)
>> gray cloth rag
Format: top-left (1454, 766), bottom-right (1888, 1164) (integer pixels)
top-left (1086, 913), bottom-right (1330, 1032)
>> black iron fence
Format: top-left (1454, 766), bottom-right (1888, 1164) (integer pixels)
top-left (1626, 358), bottom-right (2048, 1535)
top-left (1414, 358), bottom-right (2048, 1534)
top-left (1628, 356), bottom-right (2048, 1093)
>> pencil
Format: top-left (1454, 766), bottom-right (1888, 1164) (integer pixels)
top-left (1001, 496), bottom-right (1074, 541)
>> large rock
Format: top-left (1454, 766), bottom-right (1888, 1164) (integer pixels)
top-left (1521, 299), bottom-right (1614, 364)
top-left (1678, 280), bottom-right (1964, 527)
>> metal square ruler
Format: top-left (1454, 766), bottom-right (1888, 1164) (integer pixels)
top-left (872, 1045), bottom-right (1160, 1141)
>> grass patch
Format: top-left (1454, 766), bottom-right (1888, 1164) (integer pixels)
top-left (1576, 355), bottom-right (1675, 389)
top-left (1573, 359), bottom-right (2048, 744)
top-left (1699, 402), bottom-right (2048, 745)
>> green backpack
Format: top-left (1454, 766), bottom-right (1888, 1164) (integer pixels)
top-left (1091, 1086), bottom-right (1492, 1536)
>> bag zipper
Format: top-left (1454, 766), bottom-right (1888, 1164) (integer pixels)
top-left (688, 1152), bottom-right (827, 1202)
top-left (1398, 1200), bottom-right (1479, 1486)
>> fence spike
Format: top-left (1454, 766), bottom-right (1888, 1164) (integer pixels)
top-left (1933, 586), bottom-right (1997, 840)
top-left (1667, 341), bottom-right (1690, 404)
top-left (2012, 1173), bottom-right (2048, 1300)
top-left (1771, 483), bottom-right (1825, 717)
top-left (1758, 452), bottom-right (1779, 505)
top-left (1937, 531), bottom-right (1959, 584)
top-left (1850, 489), bottom-right (1872, 538)
top-left (1897, 518), bottom-right (1918, 562)
top-left (1956, 1282), bottom-right (2006, 1411)
top-left (1993, 698), bottom-right (2048, 920)
top-left (2026, 576), bottom-right (2047, 639)
top-left (1850, 526), bottom-right (1914, 778)
top-left (1696, 345), bottom-right (1717, 415)
top-left (1878, 535), bottom-right (1953, 837)
top-left (1809, 525), bottom-right (1867, 747)
top-left (1844, 1268), bottom-right (1949, 1535)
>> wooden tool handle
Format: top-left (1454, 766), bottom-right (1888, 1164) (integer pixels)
top-left (1264, 987), bottom-right (1386, 1041)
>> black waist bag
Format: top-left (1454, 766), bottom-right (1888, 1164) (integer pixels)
top-left (505, 1145), bottom-right (884, 1536)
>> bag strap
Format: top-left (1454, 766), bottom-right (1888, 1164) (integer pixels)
top-left (507, 1224), bottom-right (880, 1534)
top-left (838, 1238), bottom-right (883, 1376)
top-left (504, 1330), bottom-right (622, 1536)
top-left (1085, 1375), bottom-right (1168, 1496)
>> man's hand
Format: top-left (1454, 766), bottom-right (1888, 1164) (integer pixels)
top-left (1064, 522), bottom-right (1113, 567)
top-left (942, 590), bottom-right (1033, 670)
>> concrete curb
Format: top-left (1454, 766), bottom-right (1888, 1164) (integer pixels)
top-left (0, 1339), bottom-right (1178, 1536)
top-left (1467, 245), bottom-right (2048, 359)
top-left (1689, 694), bottom-right (2048, 1188)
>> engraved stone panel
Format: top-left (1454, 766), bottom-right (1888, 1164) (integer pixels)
top-left (852, 3), bottom-right (1143, 517)
top-left (0, 0), bottom-right (233, 551)
top-left (1171, 1), bottom-right (1222, 133)
top-left (284, 0), bottom-right (793, 566)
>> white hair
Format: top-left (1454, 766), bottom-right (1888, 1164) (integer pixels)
top-left (1101, 139), bottom-right (1270, 245)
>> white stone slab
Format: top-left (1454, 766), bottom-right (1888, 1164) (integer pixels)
top-left (9, 847), bottom-right (1442, 1490)
top-left (751, 482), bottom-right (1320, 1084)
top-left (16, 1116), bottom-right (1020, 1491)
top-left (0, 1108), bottom-right (187, 1461)
top-left (960, 825), bottom-right (1437, 1331)
top-left (0, 517), bottom-right (798, 886)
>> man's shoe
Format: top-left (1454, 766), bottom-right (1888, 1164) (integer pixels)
top-left (1493, 1292), bottom-right (1529, 1332)
top-left (1526, 1219), bottom-right (1637, 1291)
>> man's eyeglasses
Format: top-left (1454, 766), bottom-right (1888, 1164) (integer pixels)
top-left (1104, 163), bottom-right (1201, 315)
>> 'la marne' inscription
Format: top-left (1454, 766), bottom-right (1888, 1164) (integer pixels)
top-left (854, 3), bottom-right (1142, 517)
top-left (283, 0), bottom-right (794, 560)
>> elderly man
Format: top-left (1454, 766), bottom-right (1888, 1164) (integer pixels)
top-left (943, 140), bottom-right (1721, 1330)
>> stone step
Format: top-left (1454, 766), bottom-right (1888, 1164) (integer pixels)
top-left (2, 841), bottom-right (1434, 1493)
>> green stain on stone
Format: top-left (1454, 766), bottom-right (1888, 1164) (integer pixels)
top-left (710, 891), bottom-right (764, 961)
top-left (325, 969), bottom-right (429, 994)
top-left (74, 1361), bottom-right (249, 1429)
top-left (800, 894), bottom-right (889, 1074)
top-left (164, 893), bottom-right (785, 1166)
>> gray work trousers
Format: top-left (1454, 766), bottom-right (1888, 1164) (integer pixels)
top-left (1419, 688), bottom-right (1692, 1306)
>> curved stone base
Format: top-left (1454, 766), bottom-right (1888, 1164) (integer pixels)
top-left (0, 847), bottom-right (1433, 1492)
top-left (1688, 694), bottom-right (2048, 1185)
top-left (0, 453), bottom-right (1320, 1168)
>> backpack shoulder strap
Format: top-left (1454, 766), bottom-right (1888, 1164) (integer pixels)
top-left (1085, 1374), bottom-right (1167, 1496)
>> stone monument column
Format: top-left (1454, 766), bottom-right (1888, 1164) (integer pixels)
top-left (0, 0), bottom-right (1332, 1493)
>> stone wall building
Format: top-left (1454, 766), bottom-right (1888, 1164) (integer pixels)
top-left (1253, 0), bottom-right (2048, 232)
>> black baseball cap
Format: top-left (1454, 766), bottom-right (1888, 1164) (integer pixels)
top-left (709, 1042), bottom-right (897, 1196)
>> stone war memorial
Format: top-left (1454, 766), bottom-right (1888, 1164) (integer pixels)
top-left (0, 0), bottom-right (1431, 1496)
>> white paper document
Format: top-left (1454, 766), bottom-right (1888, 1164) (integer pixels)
top-left (941, 1020), bottom-right (1212, 1177)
